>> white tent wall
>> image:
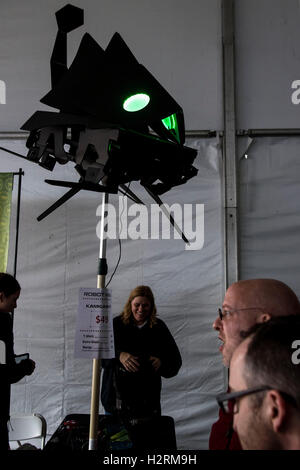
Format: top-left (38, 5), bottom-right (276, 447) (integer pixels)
top-left (235, 0), bottom-right (300, 129)
top-left (0, 137), bottom-right (224, 450)
top-left (235, 0), bottom-right (300, 292)
top-left (238, 136), bottom-right (300, 298)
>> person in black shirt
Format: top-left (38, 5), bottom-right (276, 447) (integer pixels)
top-left (101, 285), bottom-right (182, 419)
top-left (0, 273), bottom-right (35, 451)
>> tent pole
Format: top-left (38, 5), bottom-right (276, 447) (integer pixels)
top-left (88, 192), bottom-right (108, 450)
top-left (222, 0), bottom-right (239, 290)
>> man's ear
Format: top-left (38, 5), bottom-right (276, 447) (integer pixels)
top-left (266, 390), bottom-right (287, 433)
top-left (257, 312), bottom-right (271, 323)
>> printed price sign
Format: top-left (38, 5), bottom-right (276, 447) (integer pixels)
top-left (74, 287), bottom-right (115, 359)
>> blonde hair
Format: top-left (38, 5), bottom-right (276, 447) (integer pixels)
top-left (121, 285), bottom-right (157, 327)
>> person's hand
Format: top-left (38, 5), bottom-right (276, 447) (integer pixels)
top-left (24, 359), bottom-right (36, 375)
top-left (119, 352), bottom-right (140, 372)
top-left (149, 356), bottom-right (161, 372)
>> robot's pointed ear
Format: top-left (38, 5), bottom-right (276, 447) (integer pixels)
top-left (50, 4), bottom-right (84, 88)
top-left (105, 32), bottom-right (139, 67)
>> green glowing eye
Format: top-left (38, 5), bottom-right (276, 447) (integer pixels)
top-left (162, 113), bottom-right (180, 142)
top-left (162, 114), bottom-right (176, 130)
top-left (123, 93), bottom-right (150, 112)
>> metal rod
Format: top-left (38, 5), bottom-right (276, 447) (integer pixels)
top-left (143, 185), bottom-right (190, 244)
top-left (0, 131), bottom-right (219, 140)
top-left (222, 0), bottom-right (239, 290)
top-left (37, 187), bottom-right (81, 221)
top-left (4, 129), bottom-right (300, 142)
top-left (237, 129), bottom-right (300, 137)
top-left (88, 192), bottom-right (109, 451)
top-left (0, 132), bottom-right (28, 140)
top-left (3, 128), bottom-right (300, 140)
top-left (0, 146), bottom-right (28, 160)
top-left (185, 130), bottom-right (219, 137)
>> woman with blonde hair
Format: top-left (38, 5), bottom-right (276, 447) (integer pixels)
top-left (120, 285), bottom-right (157, 327)
top-left (101, 285), bottom-right (182, 419)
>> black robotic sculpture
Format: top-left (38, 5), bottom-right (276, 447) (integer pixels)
top-left (20, 4), bottom-right (198, 229)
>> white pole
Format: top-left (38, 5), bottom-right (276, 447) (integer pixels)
top-left (88, 192), bottom-right (109, 450)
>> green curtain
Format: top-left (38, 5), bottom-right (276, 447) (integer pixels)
top-left (0, 173), bottom-right (13, 272)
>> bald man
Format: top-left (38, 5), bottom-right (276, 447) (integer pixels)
top-left (209, 279), bottom-right (300, 450)
top-left (223, 316), bottom-right (300, 449)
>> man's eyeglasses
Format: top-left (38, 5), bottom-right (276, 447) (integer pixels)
top-left (218, 307), bottom-right (263, 321)
top-left (217, 386), bottom-right (298, 414)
